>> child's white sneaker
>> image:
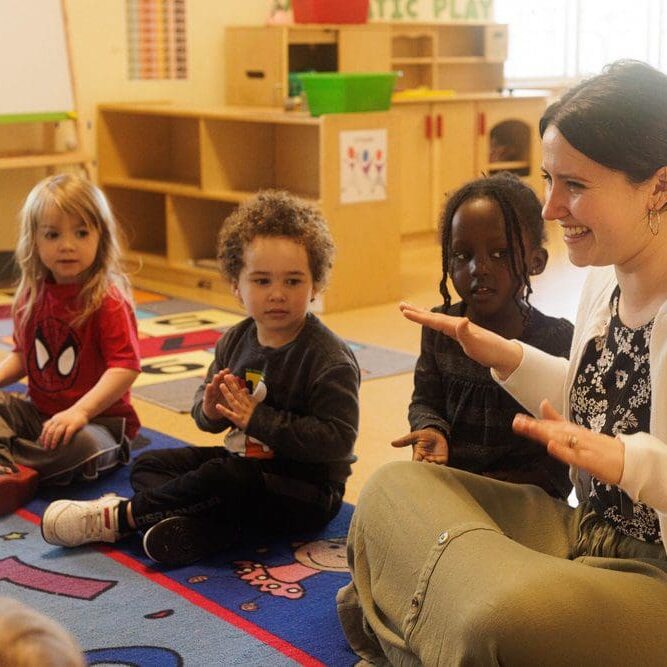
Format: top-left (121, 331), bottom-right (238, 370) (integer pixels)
top-left (41, 493), bottom-right (127, 547)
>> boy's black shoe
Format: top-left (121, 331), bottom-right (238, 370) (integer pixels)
top-left (142, 516), bottom-right (223, 566)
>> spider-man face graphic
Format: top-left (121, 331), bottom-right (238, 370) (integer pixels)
top-left (27, 317), bottom-right (80, 392)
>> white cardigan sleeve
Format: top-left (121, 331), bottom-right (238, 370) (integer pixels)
top-left (491, 345), bottom-right (569, 417)
top-left (490, 267), bottom-right (614, 418)
top-left (619, 432), bottom-right (667, 550)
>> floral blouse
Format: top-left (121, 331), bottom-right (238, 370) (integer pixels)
top-left (570, 286), bottom-right (661, 543)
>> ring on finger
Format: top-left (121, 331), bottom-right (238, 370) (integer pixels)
top-left (566, 434), bottom-right (578, 448)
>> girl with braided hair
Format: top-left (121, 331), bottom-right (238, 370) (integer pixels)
top-left (391, 171), bottom-right (573, 498)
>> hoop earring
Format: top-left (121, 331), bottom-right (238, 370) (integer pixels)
top-left (648, 209), bottom-right (661, 236)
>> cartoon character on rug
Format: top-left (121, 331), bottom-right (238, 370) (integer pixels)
top-left (234, 537), bottom-right (348, 600)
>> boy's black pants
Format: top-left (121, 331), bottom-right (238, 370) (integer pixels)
top-left (129, 446), bottom-right (344, 544)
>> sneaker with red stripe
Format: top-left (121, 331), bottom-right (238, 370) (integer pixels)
top-left (41, 494), bottom-right (127, 547)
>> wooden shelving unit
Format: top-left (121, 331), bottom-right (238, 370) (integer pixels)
top-left (224, 22), bottom-right (544, 238)
top-left (0, 117), bottom-right (90, 253)
top-left (0, 149), bottom-right (88, 171)
top-left (393, 92), bottom-right (547, 235)
top-left (390, 22), bottom-right (507, 92)
top-left (97, 103), bottom-right (402, 313)
top-left (225, 24), bottom-right (391, 108)
top-left (225, 22), bottom-right (508, 106)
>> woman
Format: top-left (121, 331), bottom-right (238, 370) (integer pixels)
top-left (337, 60), bottom-right (667, 666)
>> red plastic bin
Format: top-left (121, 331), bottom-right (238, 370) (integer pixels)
top-left (292, 0), bottom-right (369, 24)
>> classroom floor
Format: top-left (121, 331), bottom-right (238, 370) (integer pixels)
top-left (131, 221), bottom-right (587, 504)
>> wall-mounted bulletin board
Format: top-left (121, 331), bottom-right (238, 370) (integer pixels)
top-left (0, 0), bottom-right (75, 123)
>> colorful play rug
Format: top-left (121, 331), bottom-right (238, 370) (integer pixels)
top-left (0, 288), bottom-right (417, 413)
top-left (0, 423), bottom-right (359, 666)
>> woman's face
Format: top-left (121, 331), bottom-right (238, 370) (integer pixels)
top-left (541, 125), bottom-right (657, 270)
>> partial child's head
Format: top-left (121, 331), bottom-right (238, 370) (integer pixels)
top-left (0, 597), bottom-right (85, 667)
top-left (439, 172), bottom-right (547, 317)
top-left (14, 174), bottom-right (131, 328)
top-left (217, 191), bottom-right (335, 344)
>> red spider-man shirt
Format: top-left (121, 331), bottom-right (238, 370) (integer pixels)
top-left (13, 280), bottom-right (141, 438)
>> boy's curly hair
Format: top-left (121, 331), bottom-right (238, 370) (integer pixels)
top-left (217, 190), bottom-right (335, 290)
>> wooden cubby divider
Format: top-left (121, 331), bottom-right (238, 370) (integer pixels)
top-left (98, 104), bottom-right (401, 312)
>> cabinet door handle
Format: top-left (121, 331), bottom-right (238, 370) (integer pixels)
top-left (436, 114), bottom-right (443, 138)
top-left (245, 70), bottom-right (266, 79)
top-left (425, 114), bottom-right (432, 140)
top-left (478, 112), bottom-right (486, 136)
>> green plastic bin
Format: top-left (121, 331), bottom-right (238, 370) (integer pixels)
top-left (297, 72), bottom-right (398, 117)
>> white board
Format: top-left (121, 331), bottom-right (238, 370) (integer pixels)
top-left (0, 0), bottom-right (74, 118)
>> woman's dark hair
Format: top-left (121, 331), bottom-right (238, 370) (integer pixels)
top-left (540, 59), bottom-right (667, 184)
top-left (439, 171), bottom-right (545, 310)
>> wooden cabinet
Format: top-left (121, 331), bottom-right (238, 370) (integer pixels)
top-left (225, 25), bottom-right (391, 107)
top-left (390, 22), bottom-right (507, 93)
top-left (396, 103), bottom-right (433, 236)
top-left (396, 93), bottom-right (547, 235)
top-left (475, 98), bottom-right (544, 184)
top-left (225, 21), bottom-right (509, 108)
top-left (397, 101), bottom-right (475, 235)
top-left (97, 103), bottom-right (401, 313)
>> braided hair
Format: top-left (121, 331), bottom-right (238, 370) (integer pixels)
top-left (439, 172), bottom-right (545, 314)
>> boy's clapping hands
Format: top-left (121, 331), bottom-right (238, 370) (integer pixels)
top-left (203, 369), bottom-right (258, 430)
top-left (202, 368), bottom-right (233, 420)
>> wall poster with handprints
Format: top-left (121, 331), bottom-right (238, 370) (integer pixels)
top-left (339, 129), bottom-right (388, 204)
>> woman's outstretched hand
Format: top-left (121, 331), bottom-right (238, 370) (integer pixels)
top-left (512, 399), bottom-right (624, 486)
top-left (399, 302), bottom-right (523, 379)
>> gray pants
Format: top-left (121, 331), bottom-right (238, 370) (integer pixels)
top-left (337, 461), bottom-right (667, 666)
top-left (0, 391), bottom-right (129, 485)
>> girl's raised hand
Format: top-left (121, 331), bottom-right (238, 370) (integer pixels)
top-left (399, 302), bottom-right (523, 378)
top-left (512, 399), bottom-right (624, 486)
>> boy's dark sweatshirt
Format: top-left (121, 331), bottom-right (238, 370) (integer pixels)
top-left (192, 312), bottom-right (360, 485)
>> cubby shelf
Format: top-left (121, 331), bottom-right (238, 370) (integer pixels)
top-left (0, 150), bottom-right (88, 170)
top-left (98, 103), bottom-right (401, 312)
top-left (389, 22), bottom-right (508, 92)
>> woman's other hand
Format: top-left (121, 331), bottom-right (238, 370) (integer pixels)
top-left (391, 428), bottom-right (449, 464)
top-left (399, 302), bottom-right (523, 379)
top-left (512, 399), bottom-right (624, 485)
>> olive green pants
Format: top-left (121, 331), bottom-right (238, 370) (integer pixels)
top-left (337, 461), bottom-right (667, 666)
